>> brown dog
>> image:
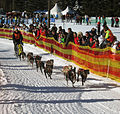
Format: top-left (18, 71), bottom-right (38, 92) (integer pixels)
top-left (63, 65), bottom-right (76, 87)
top-left (27, 52), bottom-right (34, 67)
top-left (77, 68), bottom-right (90, 86)
top-left (35, 55), bottom-right (44, 73)
top-left (44, 59), bottom-right (54, 79)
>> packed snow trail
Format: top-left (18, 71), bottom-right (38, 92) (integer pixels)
top-left (0, 38), bottom-right (120, 114)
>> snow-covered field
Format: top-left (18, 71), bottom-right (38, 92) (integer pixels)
top-left (0, 37), bottom-right (120, 114)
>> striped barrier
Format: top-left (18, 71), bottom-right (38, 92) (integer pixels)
top-left (0, 28), bottom-right (120, 82)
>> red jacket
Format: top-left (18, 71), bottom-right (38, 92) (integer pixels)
top-left (115, 18), bottom-right (119, 22)
top-left (74, 37), bottom-right (79, 45)
top-left (36, 29), bottom-right (40, 37)
top-left (91, 43), bottom-right (96, 48)
top-left (41, 30), bottom-right (47, 36)
top-left (36, 28), bottom-right (43, 37)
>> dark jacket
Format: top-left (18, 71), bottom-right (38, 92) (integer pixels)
top-left (65, 31), bottom-right (74, 46)
top-left (13, 30), bottom-right (23, 44)
top-left (52, 26), bottom-right (57, 33)
top-left (50, 33), bottom-right (58, 41)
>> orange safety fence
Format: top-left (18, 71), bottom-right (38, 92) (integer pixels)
top-left (0, 28), bottom-right (120, 82)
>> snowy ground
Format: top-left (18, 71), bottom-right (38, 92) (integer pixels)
top-left (0, 38), bottom-right (120, 114)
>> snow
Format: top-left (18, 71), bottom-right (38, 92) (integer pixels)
top-left (0, 69), bottom-right (7, 85)
top-left (0, 37), bottom-right (120, 114)
top-left (0, 20), bottom-right (120, 114)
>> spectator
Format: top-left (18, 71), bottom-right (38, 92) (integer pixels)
top-left (81, 36), bottom-right (87, 46)
top-left (61, 29), bottom-right (67, 42)
top-left (76, 15), bottom-right (80, 25)
top-left (65, 28), bottom-right (74, 46)
top-left (94, 40), bottom-right (99, 48)
top-left (51, 24), bottom-right (57, 34)
top-left (88, 17), bottom-right (91, 25)
top-left (115, 17), bottom-right (119, 27)
top-left (51, 30), bottom-right (58, 41)
top-left (82, 16), bottom-right (85, 23)
top-left (111, 17), bottom-right (114, 27)
top-left (96, 16), bottom-right (98, 23)
top-left (58, 32), bottom-right (62, 43)
top-left (112, 40), bottom-right (119, 50)
top-left (99, 33), bottom-right (105, 48)
top-left (103, 20), bottom-right (107, 27)
top-left (47, 29), bottom-right (52, 37)
top-left (97, 21), bottom-right (101, 36)
top-left (80, 16), bottom-right (82, 25)
top-left (77, 32), bottom-right (83, 45)
top-left (104, 26), bottom-right (113, 40)
top-left (85, 31), bottom-right (90, 46)
top-left (86, 16), bottom-right (89, 25)
top-left (61, 34), bottom-right (66, 43)
top-left (61, 15), bottom-right (65, 22)
top-left (104, 26), bottom-right (115, 45)
top-left (91, 28), bottom-right (97, 36)
top-left (89, 31), bottom-right (94, 46)
top-left (58, 26), bottom-right (62, 34)
top-left (116, 42), bottom-right (120, 50)
top-left (41, 27), bottom-right (48, 36)
top-left (29, 24), bottom-right (34, 33)
top-left (36, 24), bottom-right (43, 39)
top-left (74, 32), bottom-right (79, 45)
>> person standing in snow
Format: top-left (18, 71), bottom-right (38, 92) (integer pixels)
top-left (115, 17), bottom-right (119, 27)
top-left (51, 24), bottom-right (57, 34)
top-left (111, 17), bottom-right (114, 27)
top-left (97, 21), bottom-right (101, 36)
top-left (73, 32), bottom-right (79, 45)
top-left (86, 16), bottom-right (89, 25)
top-left (77, 32), bottom-right (84, 45)
top-left (65, 28), bottom-right (74, 46)
top-left (96, 15), bottom-right (98, 23)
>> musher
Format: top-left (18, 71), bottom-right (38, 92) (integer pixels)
top-left (13, 28), bottom-right (23, 57)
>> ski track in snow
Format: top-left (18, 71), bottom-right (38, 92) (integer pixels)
top-left (0, 38), bottom-right (120, 114)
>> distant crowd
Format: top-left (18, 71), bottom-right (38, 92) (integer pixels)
top-left (0, 13), bottom-right (120, 51)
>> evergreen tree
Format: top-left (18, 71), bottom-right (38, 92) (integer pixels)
top-left (0, 0), bottom-right (120, 16)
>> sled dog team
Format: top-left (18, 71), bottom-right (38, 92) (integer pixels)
top-left (17, 52), bottom-right (90, 87)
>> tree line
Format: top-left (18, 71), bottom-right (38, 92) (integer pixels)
top-left (0, 0), bottom-right (120, 16)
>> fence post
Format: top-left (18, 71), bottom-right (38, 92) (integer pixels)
top-left (107, 48), bottom-right (111, 78)
top-left (107, 59), bottom-right (110, 78)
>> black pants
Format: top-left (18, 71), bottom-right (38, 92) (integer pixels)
top-left (14, 42), bottom-right (19, 57)
top-left (98, 26), bottom-right (100, 35)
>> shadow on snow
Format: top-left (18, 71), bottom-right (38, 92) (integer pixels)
top-left (0, 98), bottom-right (119, 104)
top-left (0, 82), bottom-right (120, 94)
